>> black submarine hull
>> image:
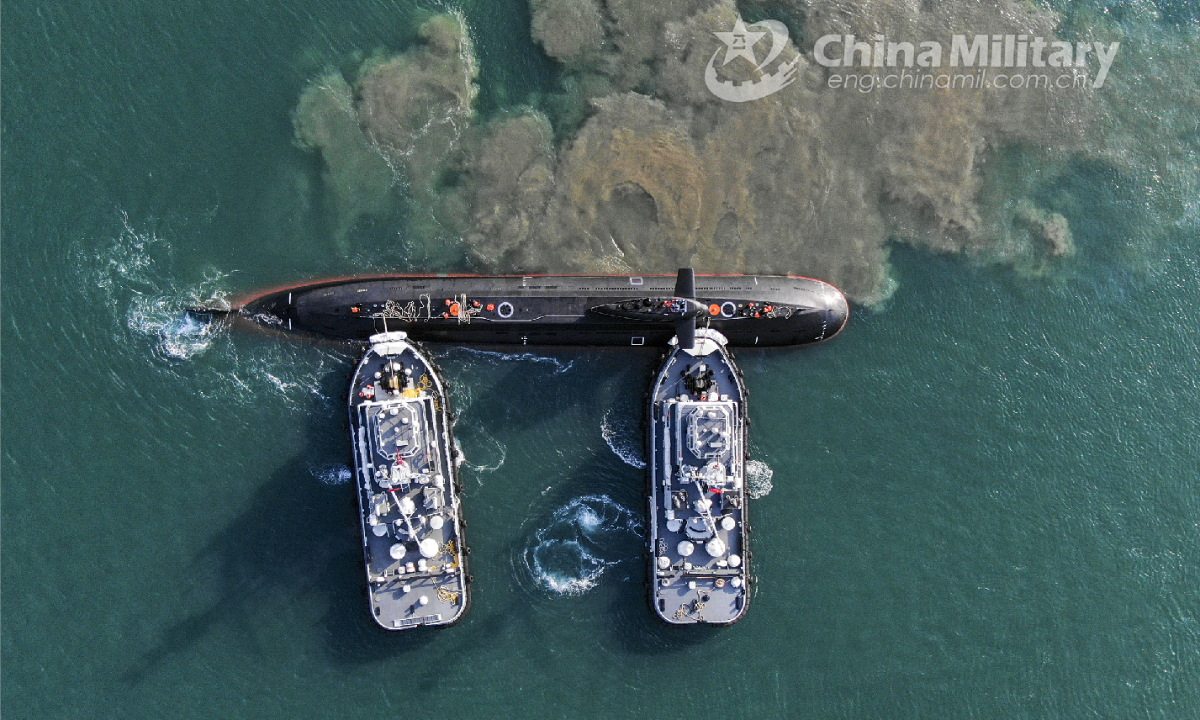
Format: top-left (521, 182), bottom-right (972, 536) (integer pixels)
top-left (234, 273), bottom-right (849, 347)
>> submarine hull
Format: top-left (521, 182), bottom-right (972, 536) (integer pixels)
top-left (236, 274), bottom-right (848, 347)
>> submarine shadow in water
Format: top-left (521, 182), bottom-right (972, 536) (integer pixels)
top-left (122, 367), bottom-right (440, 684)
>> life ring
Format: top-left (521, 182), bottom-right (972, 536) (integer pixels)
top-left (720, 301), bottom-right (736, 318)
top-left (497, 301), bottom-right (514, 318)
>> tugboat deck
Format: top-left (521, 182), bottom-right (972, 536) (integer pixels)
top-left (350, 332), bottom-right (469, 629)
top-left (648, 329), bottom-right (749, 625)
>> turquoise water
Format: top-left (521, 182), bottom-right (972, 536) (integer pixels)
top-left (3, 1), bottom-right (1199, 717)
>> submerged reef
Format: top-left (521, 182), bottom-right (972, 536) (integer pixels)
top-left (291, 2), bottom-right (1198, 304)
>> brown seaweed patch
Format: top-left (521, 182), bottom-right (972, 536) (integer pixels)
top-left (510, 0), bottom-right (1092, 301)
top-left (354, 13), bottom-right (477, 161)
top-left (1015, 200), bottom-right (1074, 258)
top-left (456, 111), bottom-right (557, 268)
top-left (293, 71), bottom-right (396, 249)
top-left (288, 0), bottom-right (1194, 304)
top-left (290, 13), bottom-right (479, 254)
top-left (530, 0), bottom-right (606, 67)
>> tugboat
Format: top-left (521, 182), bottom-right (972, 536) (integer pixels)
top-left (349, 331), bottom-right (470, 629)
top-left (229, 272), bottom-right (848, 348)
top-left (647, 270), bottom-right (749, 625)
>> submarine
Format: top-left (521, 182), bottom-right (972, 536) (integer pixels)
top-left (226, 270), bottom-right (848, 347)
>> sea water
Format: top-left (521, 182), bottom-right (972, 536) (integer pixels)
top-left (3, 0), bottom-right (1198, 717)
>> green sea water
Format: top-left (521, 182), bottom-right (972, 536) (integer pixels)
top-left (3, 1), bottom-right (1199, 718)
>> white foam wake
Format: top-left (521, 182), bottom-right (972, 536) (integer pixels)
top-left (127, 294), bottom-right (224, 360)
top-left (746, 460), bottom-right (774, 499)
top-left (91, 212), bottom-right (232, 361)
top-left (310, 463), bottom-right (352, 486)
top-left (600, 408), bottom-right (645, 469)
top-left (442, 346), bottom-right (575, 374)
top-left (455, 430), bottom-right (506, 474)
top-left (524, 494), bottom-right (642, 596)
top-left (82, 212), bottom-right (355, 418)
